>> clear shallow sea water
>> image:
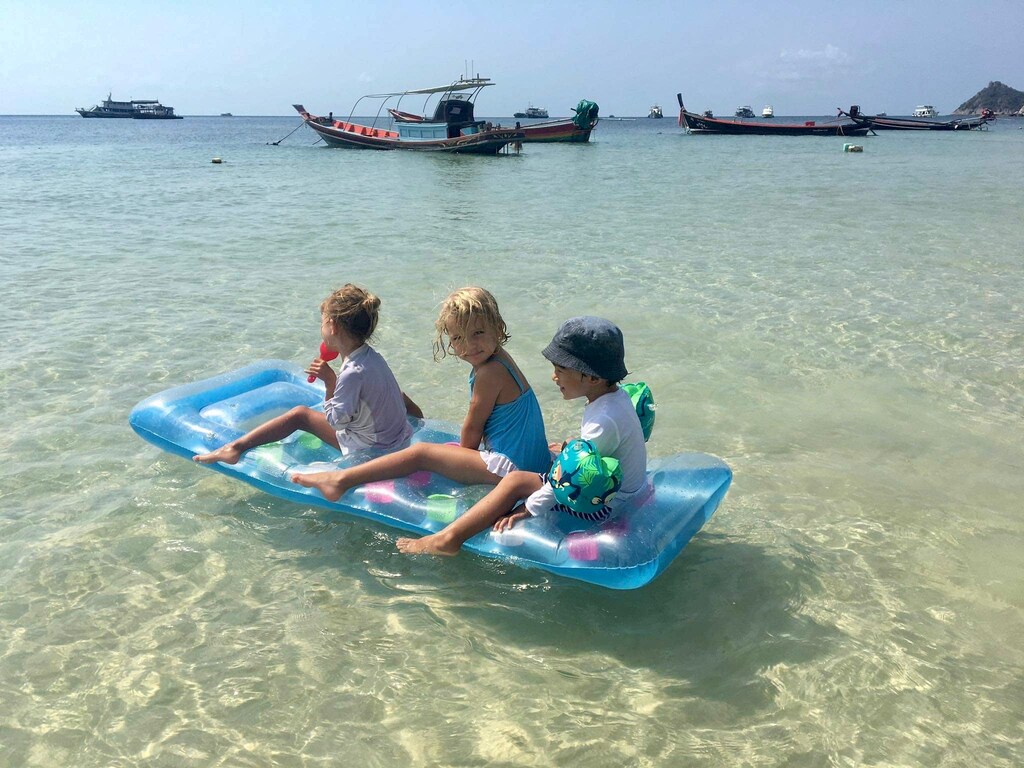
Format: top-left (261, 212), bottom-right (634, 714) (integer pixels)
top-left (1, 113), bottom-right (1023, 767)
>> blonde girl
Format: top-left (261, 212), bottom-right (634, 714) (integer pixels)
top-left (194, 284), bottom-right (420, 465)
top-left (292, 287), bottom-right (550, 501)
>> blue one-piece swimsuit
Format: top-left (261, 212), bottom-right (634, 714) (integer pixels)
top-left (469, 357), bottom-right (551, 474)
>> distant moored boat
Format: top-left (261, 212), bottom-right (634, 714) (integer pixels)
top-left (513, 105), bottom-right (548, 119)
top-left (678, 93), bottom-right (869, 136)
top-left (293, 75), bottom-right (524, 154)
top-left (392, 97), bottom-right (599, 143)
top-left (75, 92), bottom-right (182, 119)
top-left (839, 105), bottom-right (993, 131)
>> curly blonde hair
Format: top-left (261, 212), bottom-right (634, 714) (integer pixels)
top-left (433, 286), bottom-right (510, 361)
top-left (320, 284), bottom-right (381, 344)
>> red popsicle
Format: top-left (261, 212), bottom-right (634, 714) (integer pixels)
top-left (307, 342), bottom-right (339, 382)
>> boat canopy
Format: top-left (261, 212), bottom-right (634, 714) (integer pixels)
top-left (347, 77), bottom-right (494, 128)
top-left (364, 77), bottom-right (493, 98)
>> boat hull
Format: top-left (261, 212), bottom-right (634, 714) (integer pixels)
top-left (678, 100), bottom-right (868, 136)
top-left (516, 117), bottom-right (597, 143)
top-left (76, 109), bottom-right (131, 118)
top-left (296, 106), bottom-right (522, 154)
top-left (678, 94), bottom-right (868, 136)
top-left (681, 113), bottom-right (868, 136)
top-left (851, 115), bottom-right (989, 131)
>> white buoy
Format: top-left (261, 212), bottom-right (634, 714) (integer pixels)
top-left (211, 157), bottom-right (223, 164)
top-left (843, 144), bottom-right (863, 153)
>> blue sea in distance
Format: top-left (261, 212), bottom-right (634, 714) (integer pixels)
top-left (1, 112), bottom-right (1023, 767)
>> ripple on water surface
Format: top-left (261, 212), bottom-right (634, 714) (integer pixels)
top-left (1, 116), bottom-right (1022, 766)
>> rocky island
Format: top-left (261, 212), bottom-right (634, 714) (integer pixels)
top-left (955, 81), bottom-right (1024, 115)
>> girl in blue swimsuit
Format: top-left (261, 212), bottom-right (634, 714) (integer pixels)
top-left (293, 287), bottom-right (549, 501)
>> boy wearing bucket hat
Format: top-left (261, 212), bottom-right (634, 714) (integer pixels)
top-left (397, 317), bottom-right (647, 556)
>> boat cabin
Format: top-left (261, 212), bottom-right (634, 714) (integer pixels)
top-left (426, 95), bottom-right (473, 123)
top-left (396, 120), bottom-right (485, 140)
top-left (395, 96), bottom-right (488, 140)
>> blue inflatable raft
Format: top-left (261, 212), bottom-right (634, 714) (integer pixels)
top-left (129, 361), bottom-right (732, 589)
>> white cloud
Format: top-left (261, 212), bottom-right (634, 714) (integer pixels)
top-left (780, 44), bottom-right (850, 65)
top-left (772, 44), bottom-right (853, 82)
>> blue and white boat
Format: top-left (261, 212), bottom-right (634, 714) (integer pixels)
top-left (129, 361), bottom-right (733, 590)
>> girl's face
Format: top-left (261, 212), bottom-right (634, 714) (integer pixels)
top-left (321, 314), bottom-right (341, 350)
top-left (322, 314), bottom-right (363, 356)
top-left (447, 318), bottom-right (499, 366)
top-left (551, 364), bottom-right (589, 400)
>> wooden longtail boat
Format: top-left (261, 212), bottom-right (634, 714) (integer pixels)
top-left (838, 106), bottom-right (993, 131)
top-left (677, 94), bottom-right (870, 136)
top-left (294, 77), bottom-right (523, 155)
top-left (390, 98), bottom-right (600, 143)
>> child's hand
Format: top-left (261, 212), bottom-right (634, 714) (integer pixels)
top-left (549, 440), bottom-right (568, 454)
top-left (493, 509), bottom-right (531, 533)
top-left (306, 359), bottom-right (337, 388)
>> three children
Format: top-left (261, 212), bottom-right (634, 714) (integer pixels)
top-left (196, 284), bottom-right (646, 558)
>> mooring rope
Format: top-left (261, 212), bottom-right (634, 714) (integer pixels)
top-left (267, 120), bottom-right (306, 146)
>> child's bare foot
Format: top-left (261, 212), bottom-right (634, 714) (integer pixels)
top-left (193, 444), bottom-right (244, 464)
top-left (396, 533), bottom-right (460, 556)
top-left (290, 470), bottom-right (349, 502)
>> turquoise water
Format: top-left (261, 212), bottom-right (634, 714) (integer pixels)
top-left (2, 114), bottom-right (1023, 766)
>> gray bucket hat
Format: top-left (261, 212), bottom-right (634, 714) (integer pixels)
top-left (542, 316), bottom-right (628, 382)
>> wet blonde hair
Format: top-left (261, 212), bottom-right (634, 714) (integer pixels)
top-left (320, 284), bottom-right (381, 344)
top-left (433, 286), bottom-right (510, 361)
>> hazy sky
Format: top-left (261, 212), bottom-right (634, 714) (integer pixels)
top-left (2, 0), bottom-right (1021, 116)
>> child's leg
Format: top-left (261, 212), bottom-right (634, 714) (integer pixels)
top-left (396, 471), bottom-right (543, 555)
top-left (291, 443), bottom-right (500, 501)
top-left (193, 407), bottom-right (339, 464)
top-left (291, 444), bottom-right (500, 500)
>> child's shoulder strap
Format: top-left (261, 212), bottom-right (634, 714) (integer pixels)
top-left (492, 355), bottom-right (527, 395)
